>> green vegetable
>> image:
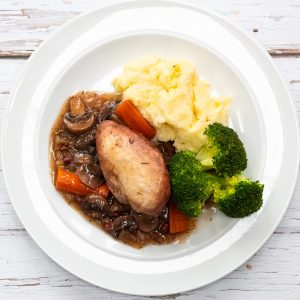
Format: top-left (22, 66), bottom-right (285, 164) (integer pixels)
top-left (214, 176), bottom-right (264, 218)
top-left (198, 123), bottom-right (247, 176)
top-left (169, 124), bottom-right (263, 219)
top-left (169, 151), bottom-right (218, 217)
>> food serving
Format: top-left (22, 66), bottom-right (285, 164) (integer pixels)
top-left (50, 56), bottom-right (264, 248)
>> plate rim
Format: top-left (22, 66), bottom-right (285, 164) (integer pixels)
top-left (1, 0), bottom-right (299, 296)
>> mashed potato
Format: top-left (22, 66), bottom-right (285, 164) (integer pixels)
top-left (112, 56), bottom-right (230, 153)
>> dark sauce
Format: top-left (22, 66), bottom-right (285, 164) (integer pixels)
top-left (50, 91), bottom-right (201, 248)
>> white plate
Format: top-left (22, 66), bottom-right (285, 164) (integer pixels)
top-left (1, 0), bottom-right (299, 296)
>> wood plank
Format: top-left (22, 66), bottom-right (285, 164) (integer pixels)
top-left (0, 0), bottom-right (300, 57)
top-left (268, 47), bottom-right (300, 56)
top-left (1, 47), bottom-right (299, 59)
top-left (0, 51), bottom-right (31, 58)
top-left (0, 56), bottom-right (299, 299)
top-left (0, 230), bottom-right (299, 299)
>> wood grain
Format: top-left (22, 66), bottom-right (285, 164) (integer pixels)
top-left (0, 1), bottom-right (300, 299)
top-left (0, 0), bottom-right (300, 57)
top-left (1, 47), bottom-right (299, 59)
top-left (268, 47), bottom-right (300, 56)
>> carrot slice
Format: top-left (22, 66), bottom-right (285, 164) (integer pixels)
top-left (169, 201), bottom-right (190, 234)
top-left (55, 167), bottom-right (109, 198)
top-left (94, 183), bottom-right (110, 199)
top-left (115, 100), bottom-right (156, 139)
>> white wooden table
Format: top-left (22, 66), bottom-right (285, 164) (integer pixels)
top-left (0, 1), bottom-right (299, 299)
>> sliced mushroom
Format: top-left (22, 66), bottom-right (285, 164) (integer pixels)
top-left (63, 108), bottom-right (95, 134)
top-left (80, 194), bottom-right (109, 219)
top-left (110, 215), bottom-right (138, 237)
top-left (81, 91), bottom-right (100, 109)
top-left (73, 152), bottom-right (94, 165)
top-left (74, 128), bottom-right (96, 150)
top-left (109, 199), bottom-right (131, 218)
top-left (82, 92), bottom-right (122, 109)
top-left (76, 163), bottom-right (105, 188)
top-left (97, 92), bottom-right (122, 103)
top-left (131, 211), bottom-right (159, 233)
top-left (97, 101), bottom-right (119, 123)
top-left (69, 95), bottom-right (86, 117)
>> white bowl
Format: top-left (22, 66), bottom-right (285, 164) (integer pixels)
top-left (1, 0), bottom-right (299, 295)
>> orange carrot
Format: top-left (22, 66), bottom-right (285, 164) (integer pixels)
top-left (115, 100), bottom-right (156, 139)
top-left (94, 183), bottom-right (110, 199)
top-left (55, 167), bottom-right (109, 198)
top-left (169, 201), bottom-right (190, 234)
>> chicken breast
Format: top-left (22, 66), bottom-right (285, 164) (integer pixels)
top-left (96, 120), bottom-right (170, 216)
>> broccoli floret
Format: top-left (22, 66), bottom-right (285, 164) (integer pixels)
top-left (214, 176), bottom-right (264, 218)
top-left (176, 198), bottom-right (203, 218)
top-left (198, 123), bottom-right (247, 176)
top-left (169, 151), bottom-right (217, 217)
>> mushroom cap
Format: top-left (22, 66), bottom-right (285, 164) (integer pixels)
top-left (63, 108), bottom-right (95, 134)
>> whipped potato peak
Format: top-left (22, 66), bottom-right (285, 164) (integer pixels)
top-left (113, 55), bottom-right (231, 153)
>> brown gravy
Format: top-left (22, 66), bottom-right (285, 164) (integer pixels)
top-left (49, 92), bottom-right (211, 248)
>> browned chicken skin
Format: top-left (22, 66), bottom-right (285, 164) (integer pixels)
top-left (96, 120), bottom-right (171, 216)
